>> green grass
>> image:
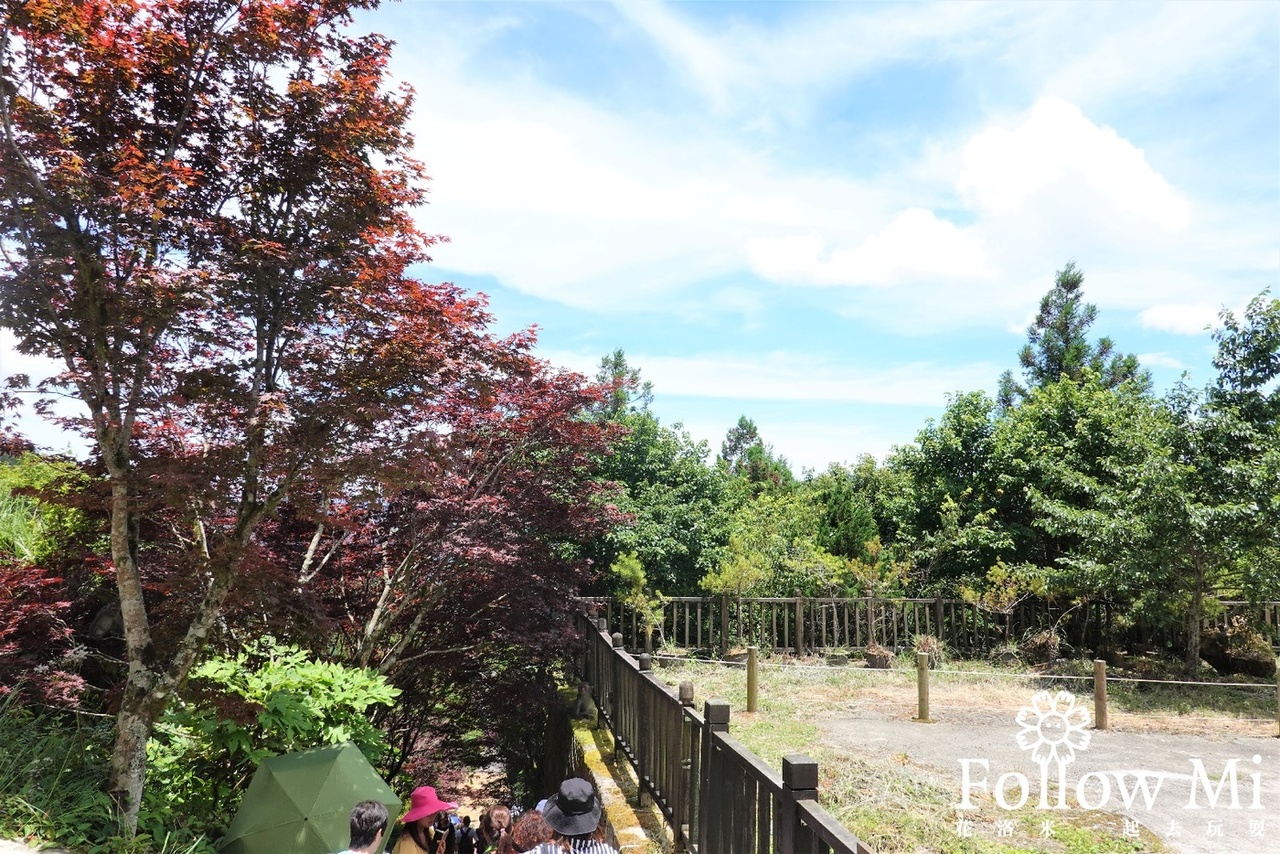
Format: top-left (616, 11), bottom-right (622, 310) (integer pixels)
top-left (0, 695), bottom-right (216, 854)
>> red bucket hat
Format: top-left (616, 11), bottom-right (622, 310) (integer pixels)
top-left (402, 786), bottom-right (458, 824)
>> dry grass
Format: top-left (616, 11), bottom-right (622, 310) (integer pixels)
top-left (653, 652), bottom-right (1278, 738)
top-left (645, 654), bottom-right (1279, 853)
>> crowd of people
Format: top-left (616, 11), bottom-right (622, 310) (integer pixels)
top-left (338, 778), bottom-right (622, 854)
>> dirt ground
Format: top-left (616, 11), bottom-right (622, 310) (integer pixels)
top-left (819, 704), bottom-right (1280, 854)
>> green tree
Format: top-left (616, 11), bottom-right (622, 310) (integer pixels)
top-left (1001, 373), bottom-right (1168, 605)
top-left (593, 348), bottom-right (653, 421)
top-left (802, 464), bottom-right (878, 561)
top-left (998, 262), bottom-right (1149, 409)
top-left (884, 391), bottom-right (1018, 588)
top-left (718, 416), bottom-right (794, 490)
top-left (702, 490), bottom-right (852, 598)
top-left (588, 353), bottom-right (731, 595)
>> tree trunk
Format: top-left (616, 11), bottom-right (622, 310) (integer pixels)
top-left (104, 468), bottom-right (160, 833)
top-left (1185, 558), bottom-right (1205, 673)
top-left (109, 697), bottom-right (161, 828)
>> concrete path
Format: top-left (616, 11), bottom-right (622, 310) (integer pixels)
top-left (0, 842), bottom-right (67, 854)
top-left (821, 708), bottom-right (1280, 854)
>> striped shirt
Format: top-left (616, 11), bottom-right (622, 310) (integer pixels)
top-left (527, 841), bottom-right (619, 854)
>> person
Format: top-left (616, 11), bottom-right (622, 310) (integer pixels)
top-left (525, 778), bottom-right (618, 854)
top-left (338, 801), bottom-right (390, 854)
top-left (497, 808), bottom-right (553, 854)
top-left (431, 811), bottom-right (457, 854)
top-left (392, 786), bottom-right (460, 854)
top-left (478, 805), bottom-right (511, 852)
top-left (457, 816), bottom-right (479, 854)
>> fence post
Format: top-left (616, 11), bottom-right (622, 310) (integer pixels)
top-left (719, 594), bottom-right (729, 659)
top-left (637, 654), bottom-right (652, 808)
top-left (777, 754), bottom-right (819, 854)
top-left (1094, 659), bottom-right (1108, 731)
top-left (598, 617), bottom-right (608, 634)
top-left (795, 590), bottom-right (805, 657)
top-left (700, 700), bottom-right (731, 854)
top-left (934, 596), bottom-right (944, 639)
top-left (916, 652), bottom-right (930, 722)
top-left (611, 632), bottom-right (624, 753)
top-left (747, 646), bottom-right (758, 713)
top-left (679, 679), bottom-right (695, 843)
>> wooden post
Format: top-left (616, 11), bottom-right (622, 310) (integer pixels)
top-left (916, 652), bottom-right (930, 722)
top-left (1094, 659), bottom-right (1108, 731)
top-left (705, 700), bottom-right (730, 734)
top-left (747, 646), bottom-right (758, 713)
top-left (678, 680), bottom-right (694, 847)
top-left (637, 654), bottom-right (652, 808)
top-left (609, 632), bottom-right (624, 742)
top-left (777, 754), bottom-right (819, 854)
top-left (719, 594), bottom-right (729, 659)
top-left (934, 596), bottom-right (944, 639)
top-left (700, 700), bottom-right (731, 854)
top-left (794, 590), bottom-right (804, 657)
top-left (597, 617), bottom-right (608, 634)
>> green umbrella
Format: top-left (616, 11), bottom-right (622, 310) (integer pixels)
top-left (218, 743), bottom-right (402, 854)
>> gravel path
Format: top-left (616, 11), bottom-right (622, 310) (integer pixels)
top-left (821, 706), bottom-right (1280, 854)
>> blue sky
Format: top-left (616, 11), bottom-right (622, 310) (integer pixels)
top-left (363, 0), bottom-right (1279, 473)
top-left (4, 1), bottom-right (1278, 473)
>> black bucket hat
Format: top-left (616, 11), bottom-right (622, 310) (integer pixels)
top-left (542, 778), bottom-right (602, 836)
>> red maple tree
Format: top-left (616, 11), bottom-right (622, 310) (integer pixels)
top-left (0, 0), bottom-right (592, 828)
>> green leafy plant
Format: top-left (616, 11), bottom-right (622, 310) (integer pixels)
top-left (145, 639), bottom-right (400, 837)
top-left (612, 552), bottom-right (668, 652)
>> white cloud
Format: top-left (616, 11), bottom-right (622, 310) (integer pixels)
top-left (747, 208), bottom-right (989, 287)
top-left (1138, 303), bottom-right (1223, 336)
top-left (1038, 3), bottom-right (1277, 108)
top-left (380, 4), bottom-right (1272, 339)
top-left (544, 348), bottom-right (999, 406)
top-left (404, 69), bottom-right (894, 310)
top-left (1136, 352), bottom-right (1185, 370)
top-left (615, 1), bottom-right (1012, 121)
top-left (958, 97), bottom-right (1190, 233)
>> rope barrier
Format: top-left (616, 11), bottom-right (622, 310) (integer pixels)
top-left (921, 704), bottom-right (1276, 723)
top-left (654, 654), bottom-right (1277, 689)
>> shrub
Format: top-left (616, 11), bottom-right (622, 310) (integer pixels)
top-left (1017, 628), bottom-right (1060, 665)
top-left (912, 634), bottom-right (944, 669)
top-left (1200, 616), bottom-right (1277, 678)
top-left (864, 642), bottom-right (894, 669)
top-left (146, 639), bottom-right (400, 837)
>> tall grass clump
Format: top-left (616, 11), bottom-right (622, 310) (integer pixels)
top-left (0, 693), bottom-right (218, 854)
top-left (0, 691), bottom-right (115, 849)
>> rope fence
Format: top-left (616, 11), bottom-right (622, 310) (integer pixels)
top-left (648, 648), bottom-right (1280, 737)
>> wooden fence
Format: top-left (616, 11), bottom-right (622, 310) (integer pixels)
top-left (584, 596), bottom-right (1280, 657)
top-left (578, 612), bottom-right (874, 854)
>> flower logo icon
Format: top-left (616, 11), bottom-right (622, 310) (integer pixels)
top-left (1016, 690), bottom-right (1092, 766)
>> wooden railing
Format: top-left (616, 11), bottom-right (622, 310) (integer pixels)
top-left (584, 596), bottom-right (1280, 657)
top-left (578, 612), bottom-right (874, 854)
